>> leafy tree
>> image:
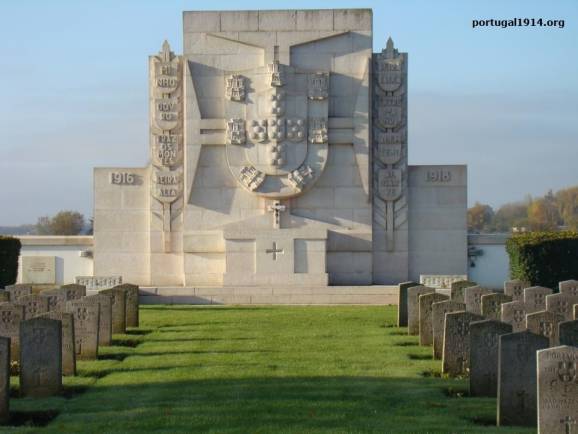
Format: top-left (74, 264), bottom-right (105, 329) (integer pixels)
top-left (467, 202), bottom-right (494, 232)
top-left (491, 202), bottom-right (529, 232)
top-left (35, 211), bottom-right (85, 235)
top-left (528, 197), bottom-right (561, 231)
top-left (555, 186), bottom-right (578, 230)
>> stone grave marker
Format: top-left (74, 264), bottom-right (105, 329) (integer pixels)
top-left (442, 311), bottom-right (483, 377)
top-left (15, 294), bottom-right (49, 319)
top-left (469, 319), bottom-right (512, 397)
top-left (537, 345), bottom-right (578, 434)
top-left (559, 279), bottom-right (578, 297)
top-left (418, 292), bottom-right (448, 346)
top-left (66, 300), bottom-right (99, 360)
top-left (575, 304), bottom-right (577, 320)
top-left (432, 300), bottom-right (465, 360)
top-left (60, 284), bottom-right (86, 301)
top-left (524, 286), bottom-right (553, 314)
top-left (501, 300), bottom-right (527, 332)
top-left (5, 284), bottom-right (32, 302)
top-left (0, 304), bottom-right (24, 363)
top-left (19, 317), bottom-right (62, 397)
top-left (407, 285), bottom-right (435, 335)
top-left (559, 320), bottom-right (578, 346)
top-left (546, 292), bottom-right (578, 322)
top-left (0, 291), bottom-right (8, 303)
top-left (397, 281), bottom-right (419, 327)
top-left (85, 294), bottom-right (113, 346)
top-left (464, 286), bottom-right (493, 315)
top-left (449, 280), bottom-right (477, 304)
top-left (527, 310), bottom-right (564, 347)
top-left (37, 311), bottom-right (76, 376)
top-left (481, 293), bottom-right (512, 320)
top-left (0, 337), bottom-right (9, 422)
top-left (497, 331), bottom-right (549, 427)
top-left (504, 279), bottom-right (530, 303)
top-left (116, 284), bottom-right (139, 328)
top-left (101, 287), bottom-right (126, 334)
top-left (40, 289), bottom-right (65, 312)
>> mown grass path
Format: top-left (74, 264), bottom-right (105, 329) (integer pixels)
top-left (3, 306), bottom-right (534, 433)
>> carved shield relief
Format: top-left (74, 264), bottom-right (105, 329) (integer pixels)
top-left (151, 168), bottom-right (183, 204)
top-left (151, 133), bottom-right (182, 167)
top-left (153, 97), bottom-right (180, 131)
top-left (377, 56), bottom-right (404, 92)
top-left (378, 169), bottom-right (402, 201)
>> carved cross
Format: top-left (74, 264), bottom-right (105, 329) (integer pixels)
top-left (539, 321), bottom-right (553, 337)
top-left (561, 415), bottom-right (576, 434)
top-left (267, 201), bottom-right (286, 229)
top-left (516, 390), bottom-right (530, 411)
top-left (265, 242), bottom-right (284, 261)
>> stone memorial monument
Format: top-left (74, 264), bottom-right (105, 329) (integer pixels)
top-left (503, 279), bottom-right (529, 303)
top-left (527, 310), bottom-right (564, 347)
top-left (464, 286), bottom-right (492, 315)
top-left (101, 287), bottom-right (126, 334)
top-left (546, 292), bottom-right (578, 322)
top-left (92, 9), bottom-right (467, 292)
top-left (0, 304), bottom-right (24, 363)
top-left (449, 280), bottom-right (476, 304)
top-left (537, 345), bottom-right (578, 434)
top-left (66, 300), bottom-right (100, 360)
top-left (38, 311), bottom-right (76, 376)
top-left (15, 294), bottom-right (49, 319)
top-left (20, 256), bottom-right (56, 285)
top-left (418, 292), bottom-right (448, 346)
top-left (481, 293), bottom-right (511, 321)
top-left (442, 311), bottom-right (483, 377)
top-left (500, 300), bottom-right (527, 333)
top-left (84, 295), bottom-right (113, 346)
top-left (407, 285), bottom-right (435, 335)
top-left (524, 286), bottom-right (553, 314)
top-left (115, 284), bottom-right (139, 328)
top-left (431, 300), bottom-right (465, 359)
top-left (397, 281), bottom-right (419, 327)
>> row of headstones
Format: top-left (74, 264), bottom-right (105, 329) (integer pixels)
top-left (0, 282), bottom-right (140, 422)
top-left (398, 279), bottom-right (578, 433)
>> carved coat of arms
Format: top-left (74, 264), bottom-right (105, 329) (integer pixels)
top-left (225, 74), bottom-right (245, 102)
top-left (378, 168), bottom-right (402, 201)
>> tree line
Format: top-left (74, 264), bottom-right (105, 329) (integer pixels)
top-left (468, 185), bottom-right (578, 233)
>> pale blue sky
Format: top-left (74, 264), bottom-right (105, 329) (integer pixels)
top-left (0, 0), bottom-right (577, 225)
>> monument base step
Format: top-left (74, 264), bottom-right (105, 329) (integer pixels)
top-left (137, 286), bottom-right (398, 305)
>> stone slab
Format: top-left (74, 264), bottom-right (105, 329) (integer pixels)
top-left (498, 331), bottom-right (549, 427)
top-left (114, 284), bottom-right (139, 328)
top-left (559, 279), bottom-right (578, 297)
top-left (503, 279), bottom-right (530, 303)
top-left (418, 292), bottom-right (448, 346)
top-left (15, 294), bottom-right (49, 319)
top-left (37, 311), bottom-right (76, 376)
top-left (0, 304), bottom-right (24, 363)
top-left (537, 345), bottom-right (578, 434)
top-left (5, 285), bottom-right (32, 302)
top-left (501, 300), bottom-right (527, 333)
top-left (85, 294), bottom-right (113, 346)
top-left (100, 288), bottom-right (126, 334)
top-left (464, 286), bottom-right (493, 315)
top-left (21, 256), bottom-right (56, 285)
top-left (449, 280), bottom-right (477, 304)
top-left (524, 286), bottom-right (553, 314)
top-left (481, 293), bottom-right (512, 320)
top-left (559, 320), bottom-right (578, 346)
top-left (397, 281), bottom-right (419, 327)
top-left (419, 275), bottom-right (467, 290)
top-left (432, 300), bottom-right (465, 360)
top-left (75, 276), bottom-right (121, 291)
top-left (59, 284), bottom-right (87, 300)
top-left (66, 300), bottom-right (99, 360)
top-left (546, 292), bottom-right (578, 322)
top-left (442, 311), bottom-right (483, 377)
top-left (407, 286), bottom-right (435, 335)
top-left (19, 317), bottom-right (62, 397)
top-left (527, 310), bottom-right (565, 347)
top-left (469, 319), bottom-right (512, 397)
top-left (0, 337), bottom-right (9, 422)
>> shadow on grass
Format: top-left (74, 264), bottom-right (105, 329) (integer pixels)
top-left (393, 341), bottom-right (416, 347)
top-left (408, 354), bottom-right (432, 360)
top-left (5, 410), bottom-right (59, 427)
top-left (111, 338), bottom-right (141, 347)
top-left (125, 329), bottom-right (152, 336)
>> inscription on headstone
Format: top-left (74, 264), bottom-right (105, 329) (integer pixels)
top-left (40, 289), bottom-right (65, 312)
top-left (501, 300), bottom-right (527, 332)
top-left (37, 311), bottom-right (76, 376)
top-left (481, 293), bottom-right (512, 320)
top-left (469, 320), bottom-right (512, 397)
top-left (559, 320), bottom-right (578, 346)
top-left (397, 281), bottom-right (419, 327)
top-left (559, 279), bottom-right (578, 297)
top-left (16, 294), bottom-right (49, 319)
top-left (464, 286), bottom-right (493, 315)
top-left (442, 311), bottom-right (483, 377)
top-left (527, 310), bottom-right (564, 348)
top-left (66, 300), bottom-right (99, 360)
top-left (19, 318), bottom-right (62, 397)
top-left (524, 286), bottom-right (553, 314)
top-left (85, 294), bottom-right (113, 346)
top-left (0, 337), bottom-right (9, 422)
top-left (537, 345), bottom-right (578, 434)
top-left (100, 288), bottom-right (126, 334)
top-left (450, 280), bottom-right (477, 304)
top-left (5, 284), bottom-right (32, 302)
top-left (432, 300), bottom-right (465, 360)
top-left (418, 292), bottom-right (448, 346)
top-left (504, 279), bottom-right (530, 303)
top-left (407, 286), bottom-right (435, 335)
top-left (546, 292), bottom-right (578, 322)
top-left (0, 304), bottom-right (24, 362)
top-left (497, 331), bottom-right (549, 427)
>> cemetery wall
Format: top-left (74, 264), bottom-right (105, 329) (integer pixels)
top-left (468, 233), bottom-right (510, 289)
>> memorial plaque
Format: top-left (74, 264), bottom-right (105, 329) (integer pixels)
top-left (397, 281), bottom-right (419, 327)
top-left (100, 288), bottom-right (126, 334)
top-left (19, 318), bottom-right (62, 397)
top-left (85, 294), bottom-right (113, 346)
top-left (0, 304), bottom-right (24, 362)
top-left (469, 320), bottom-right (512, 397)
top-left (37, 311), bottom-right (76, 376)
top-left (432, 300), bottom-right (465, 359)
top-left (546, 292), bottom-right (578, 322)
top-left (497, 331), bottom-right (549, 427)
top-left (15, 294), bottom-right (49, 319)
top-left (115, 284), bottom-right (139, 328)
top-left (527, 310), bottom-right (564, 347)
top-left (21, 256), bottom-right (56, 285)
top-left (481, 293), bottom-right (512, 320)
top-left (464, 286), bottom-right (493, 315)
top-left (418, 292), bottom-right (448, 346)
top-left (442, 311), bottom-right (483, 377)
top-left (504, 279), bottom-right (530, 303)
top-left (60, 284), bottom-right (86, 301)
top-left (450, 280), bottom-right (477, 304)
top-left (407, 286), bottom-right (435, 335)
top-left (501, 300), bottom-right (527, 332)
top-left (75, 276), bottom-right (121, 291)
top-left (419, 275), bottom-right (467, 290)
top-left (537, 345), bottom-right (578, 434)
top-left (5, 284), bottom-right (32, 302)
top-left (66, 300), bottom-right (99, 360)
top-left (559, 279), bottom-right (578, 297)
top-left (524, 286), bottom-right (553, 314)
top-left (0, 337), bottom-right (9, 422)
top-left (559, 320), bottom-right (578, 346)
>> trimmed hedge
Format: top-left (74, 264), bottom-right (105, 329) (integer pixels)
top-left (506, 231), bottom-right (578, 290)
top-left (0, 236), bottom-right (21, 289)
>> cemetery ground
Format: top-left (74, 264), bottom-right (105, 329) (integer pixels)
top-left (3, 306), bottom-right (533, 433)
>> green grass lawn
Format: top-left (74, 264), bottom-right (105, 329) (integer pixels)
top-left (2, 306), bottom-right (535, 433)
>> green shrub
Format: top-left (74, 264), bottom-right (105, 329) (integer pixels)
top-left (506, 231), bottom-right (578, 290)
top-left (0, 236), bottom-right (21, 288)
